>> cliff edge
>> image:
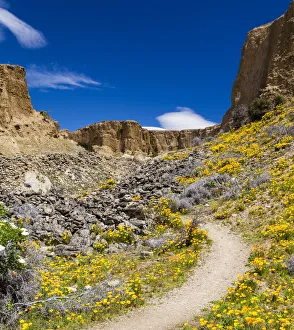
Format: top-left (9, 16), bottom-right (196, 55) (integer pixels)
top-left (0, 64), bottom-right (80, 155)
top-left (70, 120), bottom-right (220, 156)
top-left (222, 2), bottom-right (294, 129)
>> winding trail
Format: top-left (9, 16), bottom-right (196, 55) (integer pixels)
top-left (90, 222), bottom-right (250, 330)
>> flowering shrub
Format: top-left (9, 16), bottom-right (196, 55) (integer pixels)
top-left (176, 176), bottom-right (197, 185)
top-left (216, 158), bottom-right (242, 175)
top-left (162, 151), bottom-right (189, 161)
top-left (210, 143), bottom-right (226, 153)
top-left (0, 215), bottom-right (29, 274)
top-left (98, 178), bottom-right (116, 190)
top-left (152, 198), bottom-right (184, 228)
top-left (91, 224), bottom-right (135, 247)
top-left (132, 195), bottom-right (141, 201)
top-left (0, 205), bottom-right (43, 329)
top-left (103, 225), bottom-right (135, 244)
top-left (274, 135), bottom-right (293, 150)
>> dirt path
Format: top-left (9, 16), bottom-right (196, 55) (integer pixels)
top-left (90, 222), bottom-right (250, 330)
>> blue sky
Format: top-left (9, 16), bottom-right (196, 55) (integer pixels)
top-left (0, 0), bottom-right (291, 131)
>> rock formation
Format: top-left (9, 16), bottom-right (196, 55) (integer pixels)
top-left (0, 146), bottom-right (207, 255)
top-left (70, 120), bottom-right (221, 156)
top-left (0, 64), bottom-right (80, 155)
top-left (222, 2), bottom-right (294, 129)
top-left (0, 63), bottom-right (220, 156)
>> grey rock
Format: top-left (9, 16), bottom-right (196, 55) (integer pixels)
top-left (286, 255), bottom-right (294, 275)
top-left (22, 171), bottom-right (52, 195)
top-left (54, 244), bottom-right (81, 257)
top-left (106, 243), bottom-right (120, 254)
top-left (129, 218), bottom-right (146, 228)
top-left (70, 229), bottom-right (91, 250)
top-left (107, 279), bottom-right (121, 288)
top-left (140, 250), bottom-right (154, 258)
top-left (13, 203), bottom-right (40, 222)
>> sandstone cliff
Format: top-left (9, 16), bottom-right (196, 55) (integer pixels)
top-left (222, 2), bottom-right (294, 128)
top-left (0, 64), bottom-right (220, 156)
top-left (70, 120), bottom-right (221, 156)
top-left (0, 64), bottom-right (80, 155)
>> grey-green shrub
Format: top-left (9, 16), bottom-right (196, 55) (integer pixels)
top-left (249, 98), bottom-right (273, 121)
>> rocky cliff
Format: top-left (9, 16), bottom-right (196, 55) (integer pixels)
top-left (70, 120), bottom-right (221, 156)
top-left (222, 2), bottom-right (294, 129)
top-left (0, 64), bottom-right (220, 156)
top-left (0, 64), bottom-right (80, 155)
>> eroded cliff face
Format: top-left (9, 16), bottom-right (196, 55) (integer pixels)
top-left (222, 2), bottom-right (294, 128)
top-left (0, 65), bottom-right (80, 155)
top-left (0, 64), bottom-right (219, 156)
top-left (70, 121), bottom-right (221, 156)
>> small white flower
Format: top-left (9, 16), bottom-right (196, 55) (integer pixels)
top-left (67, 286), bottom-right (77, 293)
top-left (10, 223), bottom-right (17, 229)
top-left (18, 257), bottom-right (26, 264)
top-left (0, 245), bottom-right (5, 252)
top-left (21, 228), bottom-right (29, 236)
top-left (85, 285), bottom-right (92, 290)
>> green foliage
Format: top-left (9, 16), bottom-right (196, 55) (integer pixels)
top-left (78, 142), bottom-right (94, 152)
top-left (273, 94), bottom-right (285, 107)
top-left (249, 98), bottom-right (272, 121)
top-left (40, 111), bottom-right (51, 119)
top-left (117, 126), bottom-right (124, 135)
top-left (103, 225), bottom-right (135, 244)
top-left (98, 178), bottom-right (116, 190)
top-left (0, 219), bottom-right (26, 274)
top-left (0, 204), bottom-right (7, 218)
top-left (151, 147), bottom-right (158, 157)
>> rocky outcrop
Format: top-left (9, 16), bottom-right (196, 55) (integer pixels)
top-left (0, 146), bottom-right (207, 255)
top-left (0, 152), bottom-right (137, 195)
top-left (0, 63), bottom-right (219, 156)
top-left (70, 120), bottom-right (221, 155)
top-left (0, 64), bottom-right (80, 155)
top-left (222, 2), bottom-right (294, 129)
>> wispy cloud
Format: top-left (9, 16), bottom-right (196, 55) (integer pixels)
top-left (0, 2), bottom-right (46, 48)
top-left (26, 65), bottom-right (101, 90)
top-left (156, 107), bottom-right (216, 130)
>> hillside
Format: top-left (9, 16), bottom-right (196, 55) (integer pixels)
top-left (0, 100), bottom-right (293, 330)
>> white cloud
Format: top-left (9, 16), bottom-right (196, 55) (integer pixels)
top-left (143, 126), bottom-right (166, 131)
top-left (0, 7), bottom-right (46, 48)
top-left (26, 65), bottom-right (101, 90)
top-left (157, 107), bottom-right (216, 130)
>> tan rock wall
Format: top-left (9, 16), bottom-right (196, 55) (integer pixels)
top-left (70, 121), bottom-right (221, 156)
top-left (222, 2), bottom-right (294, 128)
top-left (0, 64), bottom-right (80, 155)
